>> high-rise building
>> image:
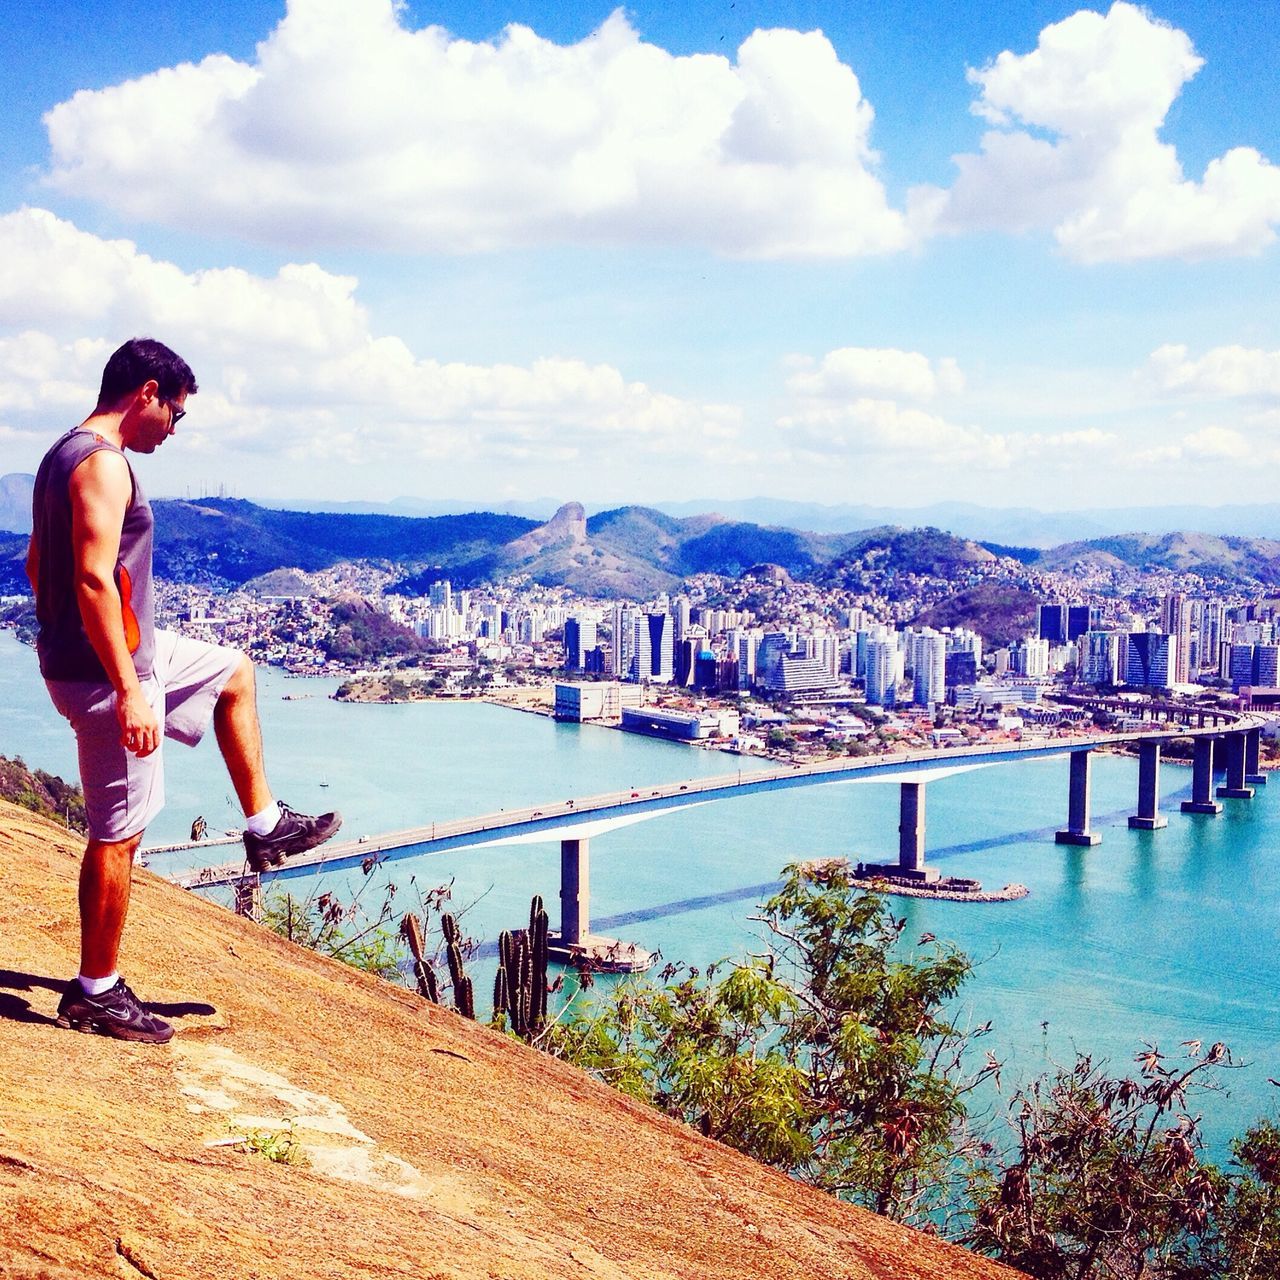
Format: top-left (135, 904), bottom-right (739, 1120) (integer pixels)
top-left (756, 632), bottom-right (792, 687)
top-left (1161, 593), bottom-right (1192, 684)
top-left (729, 628), bottom-right (760, 690)
top-left (1037, 604), bottom-right (1067, 645)
top-left (1257, 645), bottom-right (1280, 687)
top-left (945, 650), bottom-right (978, 690)
top-left (612, 605), bottom-right (640, 681)
top-left (912, 630), bottom-right (947, 707)
top-left (564, 616), bottom-right (597, 670)
top-left (1126, 632), bottom-right (1175, 689)
top-left (1080, 631), bottom-right (1121, 685)
top-left (1066, 605), bottom-right (1099, 642)
top-left (865, 638), bottom-right (898, 708)
top-left (672, 595), bottom-right (691, 645)
top-left (637, 611), bottom-right (674, 682)
top-left (1013, 638), bottom-right (1050, 678)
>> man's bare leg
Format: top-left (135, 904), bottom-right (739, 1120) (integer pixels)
top-left (213, 655), bottom-right (273, 817)
top-left (214, 653), bottom-right (342, 870)
top-left (79, 833), bottom-right (143, 978)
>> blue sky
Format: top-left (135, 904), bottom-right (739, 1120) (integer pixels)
top-left (0, 0), bottom-right (1278, 512)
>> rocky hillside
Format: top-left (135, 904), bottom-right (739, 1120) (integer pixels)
top-left (0, 800), bottom-right (1014, 1279)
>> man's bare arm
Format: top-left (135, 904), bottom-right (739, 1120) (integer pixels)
top-left (25, 535), bottom-right (37, 594)
top-left (69, 451), bottom-right (159, 757)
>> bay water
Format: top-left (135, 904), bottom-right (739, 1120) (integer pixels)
top-left (3, 629), bottom-right (1278, 1152)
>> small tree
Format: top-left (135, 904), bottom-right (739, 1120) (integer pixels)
top-left (1188, 1119), bottom-right (1280, 1280)
top-left (548, 862), bottom-right (996, 1225)
top-left (965, 1043), bottom-right (1232, 1278)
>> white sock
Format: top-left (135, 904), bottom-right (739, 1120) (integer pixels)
top-left (245, 802), bottom-right (282, 836)
top-left (79, 972), bottom-right (118, 996)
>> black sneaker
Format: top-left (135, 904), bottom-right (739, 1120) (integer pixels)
top-left (243, 801), bottom-right (343, 873)
top-left (55, 977), bottom-right (174, 1044)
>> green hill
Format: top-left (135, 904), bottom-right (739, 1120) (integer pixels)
top-left (1038, 531), bottom-right (1280, 584)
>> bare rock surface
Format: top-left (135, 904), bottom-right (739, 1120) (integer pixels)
top-left (0, 799), bottom-right (1015, 1280)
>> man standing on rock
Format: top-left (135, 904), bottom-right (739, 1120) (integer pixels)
top-left (27, 337), bottom-right (341, 1044)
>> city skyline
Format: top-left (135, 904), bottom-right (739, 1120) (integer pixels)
top-left (0, 0), bottom-right (1278, 509)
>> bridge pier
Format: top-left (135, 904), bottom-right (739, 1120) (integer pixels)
top-left (558, 837), bottom-right (590, 946)
top-left (1128, 741), bottom-right (1167, 830)
top-left (1246, 727), bottom-right (1267, 786)
top-left (1217, 731), bottom-right (1255, 800)
top-left (1182, 737), bottom-right (1223, 814)
top-left (548, 837), bottom-right (653, 973)
top-left (1056, 750), bottom-right (1101, 846)
top-left (897, 782), bottom-right (940, 882)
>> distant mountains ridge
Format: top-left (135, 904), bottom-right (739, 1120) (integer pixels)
top-left (3, 482), bottom-right (1280, 598)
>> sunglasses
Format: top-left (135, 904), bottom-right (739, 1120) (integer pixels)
top-left (161, 396), bottom-right (186, 426)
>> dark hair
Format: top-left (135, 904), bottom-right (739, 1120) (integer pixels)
top-left (96, 337), bottom-right (198, 410)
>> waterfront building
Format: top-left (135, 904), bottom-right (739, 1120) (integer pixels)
top-left (620, 705), bottom-right (729, 741)
top-left (554, 682), bottom-right (644, 722)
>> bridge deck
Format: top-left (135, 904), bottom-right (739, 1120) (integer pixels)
top-left (171, 720), bottom-right (1259, 890)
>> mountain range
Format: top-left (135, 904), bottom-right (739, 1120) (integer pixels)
top-left (7, 474), bottom-right (1280, 548)
top-left (3, 490), bottom-right (1280, 601)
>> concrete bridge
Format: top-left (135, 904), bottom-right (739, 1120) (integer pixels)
top-left (173, 714), bottom-right (1269, 965)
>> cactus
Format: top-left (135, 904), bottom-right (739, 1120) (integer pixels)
top-left (440, 912), bottom-right (475, 1020)
top-left (531, 898), bottom-right (549, 1029)
top-left (400, 912), bottom-right (439, 1003)
top-left (489, 897), bottom-right (551, 1040)
top-left (493, 963), bottom-right (509, 1025)
top-left (455, 974), bottom-right (475, 1021)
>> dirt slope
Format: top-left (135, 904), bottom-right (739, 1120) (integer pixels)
top-left (0, 800), bottom-right (1016, 1280)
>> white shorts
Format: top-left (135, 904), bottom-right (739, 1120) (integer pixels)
top-left (45, 630), bottom-right (243, 843)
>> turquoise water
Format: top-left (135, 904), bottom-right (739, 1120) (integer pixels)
top-left (3, 629), bottom-right (1277, 1150)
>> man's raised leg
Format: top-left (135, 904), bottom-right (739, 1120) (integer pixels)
top-left (212, 653), bottom-right (342, 872)
top-left (213, 655), bottom-right (272, 817)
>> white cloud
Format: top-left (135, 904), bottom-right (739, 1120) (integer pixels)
top-left (913, 3), bottom-right (1280, 262)
top-left (41, 2), bottom-right (907, 259)
top-left (0, 208), bottom-right (740, 468)
top-left (785, 347), bottom-right (964, 401)
top-left (776, 346), bottom-right (1120, 473)
top-left (1145, 343), bottom-right (1280, 400)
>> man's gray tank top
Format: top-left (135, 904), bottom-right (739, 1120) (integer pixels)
top-left (31, 428), bottom-right (156, 683)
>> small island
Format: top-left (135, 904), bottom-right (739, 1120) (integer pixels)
top-left (798, 856), bottom-right (1028, 903)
